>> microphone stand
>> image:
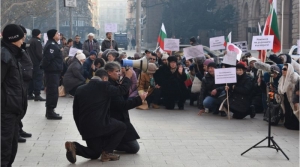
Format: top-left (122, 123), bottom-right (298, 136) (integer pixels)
top-left (241, 75), bottom-right (289, 160)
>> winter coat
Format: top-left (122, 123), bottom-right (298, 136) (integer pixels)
top-left (1, 40), bottom-right (26, 116)
top-left (138, 72), bottom-right (155, 95)
top-left (27, 37), bottom-right (43, 67)
top-left (73, 41), bottom-right (83, 50)
top-left (276, 64), bottom-right (300, 120)
top-left (20, 42), bottom-right (33, 82)
top-left (82, 39), bottom-right (100, 56)
top-left (109, 79), bottom-right (142, 142)
top-left (154, 65), bottom-right (187, 99)
top-left (122, 70), bottom-right (138, 98)
top-left (198, 73), bottom-right (224, 109)
top-left (82, 57), bottom-right (94, 79)
top-left (131, 39), bottom-right (136, 46)
top-left (63, 46), bottom-right (71, 58)
top-left (101, 38), bottom-right (118, 52)
top-left (63, 58), bottom-right (86, 93)
top-left (41, 39), bottom-right (63, 74)
top-left (73, 77), bottom-right (131, 140)
top-left (225, 73), bottom-right (253, 113)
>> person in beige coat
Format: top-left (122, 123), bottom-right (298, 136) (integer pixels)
top-left (276, 63), bottom-right (299, 130)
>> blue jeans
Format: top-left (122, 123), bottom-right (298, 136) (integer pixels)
top-left (203, 96), bottom-right (218, 111)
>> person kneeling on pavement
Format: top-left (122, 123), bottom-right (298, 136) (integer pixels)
top-left (222, 63), bottom-right (255, 119)
top-left (65, 68), bottom-right (145, 163)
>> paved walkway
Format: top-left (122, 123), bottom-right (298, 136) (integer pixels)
top-left (15, 93), bottom-right (299, 167)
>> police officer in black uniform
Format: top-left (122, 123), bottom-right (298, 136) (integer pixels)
top-left (41, 29), bottom-right (63, 120)
top-left (1, 24), bottom-right (26, 167)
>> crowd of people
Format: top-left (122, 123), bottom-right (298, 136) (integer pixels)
top-left (1, 23), bottom-right (299, 166)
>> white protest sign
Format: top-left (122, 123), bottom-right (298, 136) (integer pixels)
top-left (69, 47), bottom-right (83, 57)
top-left (214, 68), bottom-right (237, 84)
top-left (183, 45), bottom-right (205, 60)
top-left (222, 52), bottom-right (237, 66)
top-left (232, 41), bottom-right (248, 53)
top-left (251, 35), bottom-right (274, 50)
top-left (297, 40), bottom-right (300, 54)
top-left (164, 38), bottom-right (179, 51)
top-left (43, 33), bottom-right (48, 45)
top-left (105, 23), bottom-right (118, 32)
top-left (210, 36), bottom-right (225, 51)
top-left (64, 0), bottom-right (77, 7)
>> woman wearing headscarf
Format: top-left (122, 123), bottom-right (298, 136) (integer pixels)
top-left (63, 51), bottom-right (86, 96)
top-left (276, 63), bottom-right (299, 130)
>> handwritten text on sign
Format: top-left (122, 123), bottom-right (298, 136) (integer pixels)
top-left (164, 38), bottom-right (180, 51)
top-left (105, 23), bottom-right (118, 32)
top-left (251, 35), bottom-right (274, 50)
top-left (214, 68), bottom-right (237, 84)
top-left (183, 45), bottom-right (205, 60)
top-left (210, 36), bottom-right (225, 51)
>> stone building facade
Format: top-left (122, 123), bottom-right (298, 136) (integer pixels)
top-left (217, 0), bottom-right (299, 50)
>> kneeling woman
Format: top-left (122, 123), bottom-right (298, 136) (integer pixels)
top-left (224, 63), bottom-right (254, 119)
top-left (63, 51), bottom-right (86, 96)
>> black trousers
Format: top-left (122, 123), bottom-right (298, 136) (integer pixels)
top-left (69, 83), bottom-right (85, 96)
top-left (28, 67), bottom-right (44, 96)
top-left (75, 118), bottom-right (126, 159)
top-left (146, 88), bottom-right (161, 105)
top-left (164, 92), bottom-right (186, 109)
top-left (45, 73), bottom-right (60, 109)
top-left (115, 140), bottom-right (140, 154)
top-left (1, 113), bottom-right (19, 167)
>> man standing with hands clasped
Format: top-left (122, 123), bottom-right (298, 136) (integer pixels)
top-left (64, 66), bottom-right (147, 164)
top-left (101, 32), bottom-right (118, 52)
top-left (41, 29), bottom-right (63, 120)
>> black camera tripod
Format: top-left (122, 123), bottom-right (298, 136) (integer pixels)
top-left (241, 75), bottom-right (289, 160)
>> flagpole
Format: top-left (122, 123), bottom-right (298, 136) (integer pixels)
top-left (268, 4), bottom-right (273, 35)
top-left (280, 0), bottom-right (284, 53)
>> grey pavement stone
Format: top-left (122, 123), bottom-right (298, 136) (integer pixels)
top-left (15, 93), bottom-right (299, 167)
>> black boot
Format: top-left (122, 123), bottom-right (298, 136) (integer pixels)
top-left (250, 105), bottom-right (256, 118)
top-left (19, 129), bottom-right (32, 138)
top-left (34, 95), bottom-right (46, 101)
top-left (18, 135), bottom-right (26, 143)
top-left (27, 94), bottom-right (35, 100)
top-left (46, 108), bottom-right (62, 120)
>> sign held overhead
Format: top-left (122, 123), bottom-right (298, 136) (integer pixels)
top-left (183, 45), bottom-right (205, 60)
top-left (251, 35), bottom-right (274, 50)
top-left (164, 38), bottom-right (180, 51)
top-left (210, 36), bottom-right (225, 51)
top-left (105, 23), bottom-right (118, 33)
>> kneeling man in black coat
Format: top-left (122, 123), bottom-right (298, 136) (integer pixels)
top-left (64, 66), bottom-right (135, 163)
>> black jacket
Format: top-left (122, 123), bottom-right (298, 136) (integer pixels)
top-left (73, 41), bottom-right (83, 50)
top-left (41, 39), bottom-right (63, 73)
top-left (20, 42), bottom-right (33, 82)
top-left (109, 79), bottom-right (142, 142)
top-left (1, 40), bottom-right (26, 115)
top-left (27, 37), bottom-right (43, 67)
top-left (154, 65), bottom-right (187, 98)
top-left (73, 77), bottom-right (131, 140)
top-left (198, 73), bottom-right (224, 109)
top-left (101, 38), bottom-right (118, 52)
top-left (63, 58), bottom-right (85, 92)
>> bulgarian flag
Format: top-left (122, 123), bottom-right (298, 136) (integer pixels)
top-left (263, 0), bottom-right (281, 53)
top-left (258, 22), bottom-right (267, 62)
top-left (224, 32), bottom-right (232, 47)
top-left (157, 23), bottom-right (167, 51)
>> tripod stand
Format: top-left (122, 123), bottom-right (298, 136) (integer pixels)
top-left (241, 75), bottom-right (289, 160)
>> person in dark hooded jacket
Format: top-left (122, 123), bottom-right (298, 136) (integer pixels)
top-left (157, 56), bottom-right (187, 110)
top-left (83, 51), bottom-right (97, 79)
top-left (189, 37), bottom-right (198, 46)
top-left (101, 32), bottom-right (118, 52)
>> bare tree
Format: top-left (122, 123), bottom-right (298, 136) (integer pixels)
top-left (1, 0), bottom-right (53, 28)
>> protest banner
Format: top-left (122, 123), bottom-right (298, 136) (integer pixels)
top-left (105, 23), bottom-right (118, 32)
top-left (215, 67), bottom-right (237, 119)
top-left (164, 38), bottom-right (179, 51)
top-left (183, 45), bottom-right (205, 60)
top-left (210, 36), bottom-right (225, 51)
top-left (232, 41), bottom-right (248, 53)
top-left (69, 47), bottom-right (83, 57)
top-left (222, 43), bottom-right (243, 65)
top-left (251, 35), bottom-right (274, 50)
top-left (297, 40), bottom-right (300, 54)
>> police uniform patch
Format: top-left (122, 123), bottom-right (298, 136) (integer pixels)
top-left (52, 42), bottom-right (55, 44)
top-left (50, 49), bottom-right (54, 53)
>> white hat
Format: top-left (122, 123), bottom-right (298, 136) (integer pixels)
top-left (87, 33), bottom-right (95, 37)
top-left (162, 53), bottom-right (169, 60)
top-left (76, 51), bottom-right (86, 61)
top-left (248, 57), bottom-right (259, 63)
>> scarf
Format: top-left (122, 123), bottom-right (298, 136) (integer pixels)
top-left (278, 64), bottom-right (294, 94)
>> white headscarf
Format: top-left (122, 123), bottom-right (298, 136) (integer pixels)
top-left (278, 64), bottom-right (295, 94)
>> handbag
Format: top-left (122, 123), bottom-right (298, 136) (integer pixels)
top-left (191, 77), bottom-right (202, 93)
top-left (136, 101), bottom-right (149, 110)
top-left (58, 85), bottom-right (66, 97)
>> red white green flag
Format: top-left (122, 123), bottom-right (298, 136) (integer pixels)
top-left (157, 23), bottom-right (167, 50)
top-left (258, 22), bottom-right (267, 62)
top-left (223, 32), bottom-right (231, 47)
top-left (263, 0), bottom-right (280, 53)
